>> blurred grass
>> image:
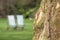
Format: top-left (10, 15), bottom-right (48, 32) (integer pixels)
top-left (0, 18), bottom-right (33, 40)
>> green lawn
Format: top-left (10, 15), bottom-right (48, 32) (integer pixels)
top-left (0, 18), bottom-right (33, 40)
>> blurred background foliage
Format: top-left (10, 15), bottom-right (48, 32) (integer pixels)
top-left (16, 0), bottom-right (40, 18)
top-left (0, 0), bottom-right (41, 18)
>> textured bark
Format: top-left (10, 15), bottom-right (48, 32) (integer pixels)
top-left (33, 0), bottom-right (60, 40)
top-left (33, 0), bottom-right (46, 40)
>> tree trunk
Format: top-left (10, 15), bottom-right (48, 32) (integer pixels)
top-left (33, 0), bottom-right (60, 40)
